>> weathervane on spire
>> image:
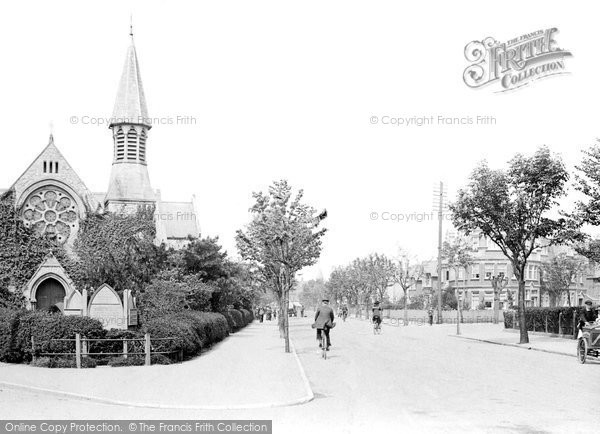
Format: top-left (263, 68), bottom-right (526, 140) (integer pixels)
top-left (129, 14), bottom-right (134, 39)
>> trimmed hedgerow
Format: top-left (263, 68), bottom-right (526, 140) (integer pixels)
top-left (0, 308), bottom-right (23, 362)
top-left (228, 309), bottom-right (244, 330)
top-left (143, 311), bottom-right (229, 360)
top-left (31, 356), bottom-right (97, 369)
top-left (503, 307), bottom-right (587, 335)
top-left (240, 308), bottom-right (253, 325)
top-left (108, 354), bottom-right (172, 367)
top-left (13, 311), bottom-right (105, 362)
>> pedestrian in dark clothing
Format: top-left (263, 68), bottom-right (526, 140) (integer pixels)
top-left (314, 299), bottom-right (335, 349)
top-left (428, 307), bottom-right (434, 326)
top-left (259, 307), bottom-right (265, 323)
top-left (579, 300), bottom-right (598, 330)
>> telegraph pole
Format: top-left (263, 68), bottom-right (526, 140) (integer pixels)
top-left (433, 182), bottom-right (447, 324)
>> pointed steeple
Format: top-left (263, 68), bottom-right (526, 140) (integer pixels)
top-left (110, 26), bottom-right (150, 128)
top-left (105, 26), bottom-right (155, 211)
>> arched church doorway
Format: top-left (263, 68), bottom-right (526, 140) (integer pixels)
top-left (36, 278), bottom-right (66, 312)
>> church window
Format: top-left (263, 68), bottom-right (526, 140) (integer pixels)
top-left (43, 161), bottom-right (47, 173)
top-left (21, 186), bottom-right (79, 244)
top-left (55, 162), bottom-right (59, 173)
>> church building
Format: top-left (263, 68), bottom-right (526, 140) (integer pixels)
top-left (0, 29), bottom-right (200, 319)
top-left (1, 30), bottom-right (199, 248)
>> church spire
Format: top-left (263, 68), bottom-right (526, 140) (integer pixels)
top-left (105, 27), bottom-right (155, 212)
top-left (110, 24), bottom-right (150, 128)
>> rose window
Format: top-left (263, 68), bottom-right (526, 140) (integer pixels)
top-left (21, 187), bottom-right (79, 244)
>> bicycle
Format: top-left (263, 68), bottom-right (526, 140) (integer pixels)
top-left (373, 318), bottom-right (382, 335)
top-left (321, 330), bottom-right (328, 359)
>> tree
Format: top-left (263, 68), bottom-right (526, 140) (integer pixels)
top-left (366, 253), bottom-right (396, 303)
top-left (540, 253), bottom-right (586, 307)
top-left (74, 206), bottom-right (166, 294)
top-left (392, 252), bottom-right (424, 326)
top-left (450, 147), bottom-right (574, 344)
top-left (300, 279), bottom-right (327, 311)
top-left (441, 238), bottom-right (473, 329)
top-left (236, 180), bottom-right (327, 352)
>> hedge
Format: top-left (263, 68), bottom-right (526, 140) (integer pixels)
top-left (0, 308), bottom-right (22, 362)
top-left (143, 311), bottom-right (229, 360)
top-left (0, 310), bottom-right (106, 363)
top-left (228, 309), bottom-right (244, 330)
top-left (503, 307), bottom-right (587, 335)
top-left (31, 356), bottom-right (97, 369)
top-left (240, 308), bottom-right (253, 325)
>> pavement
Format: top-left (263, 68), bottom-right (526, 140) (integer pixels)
top-left (0, 321), bottom-right (313, 409)
top-left (2, 316), bottom-right (600, 433)
top-left (449, 323), bottom-right (577, 357)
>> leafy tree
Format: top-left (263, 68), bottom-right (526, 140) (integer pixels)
top-left (450, 147), bottom-right (574, 344)
top-left (300, 279), bottom-right (327, 311)
top-left (392, 252), bottom-right (424, 326)
top-left (180, 236), bottom-right (229, 281)
top-left (540, 253), bottom-right (587, 307)
top-left (366, 253), bottom-right (395, 303)
top-left (441, 238), bottom-right (473, 326)
top-left (236, 180), bottom-right (327, 352)
top-left (74, 206), bottom-right (167, 294)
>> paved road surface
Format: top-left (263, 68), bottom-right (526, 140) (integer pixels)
top-left (1, 316), bottom-right (598, 433)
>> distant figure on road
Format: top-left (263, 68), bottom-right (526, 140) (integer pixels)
top-left (259, 307), bottom-right (265, 323)
top-left (266, 306), bottom-right (272, 321)
top-left (372, 301), bottom-right (383, 328)
top-left (314, 299), bottom-right (335, 350)
top-left (300, 306), bottom-right (305, 317)
top-left (428, 307), bottom-right (434, 326)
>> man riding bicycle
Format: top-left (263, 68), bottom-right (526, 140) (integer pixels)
top-left (314, 298), bottom-right (335, 350)
top-left (372, 301), bottom-right (383, 328)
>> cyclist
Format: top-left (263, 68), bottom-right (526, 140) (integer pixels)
top-left (341, 304), bottom-right (348, 322)
top-left (314, 298), bottom-right (334, 350)
top-left (372, 301), bottom-right (383, 330)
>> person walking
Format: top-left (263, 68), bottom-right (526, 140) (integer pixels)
top-left (314, 299), bottom-right (335, 350)
top-left (259, 306), bottom-right (265, 323)
top-left (428, 307), bottom-right (434, 326)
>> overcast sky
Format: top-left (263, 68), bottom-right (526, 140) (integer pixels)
top-left (0, 1), bottom-right (598, 279)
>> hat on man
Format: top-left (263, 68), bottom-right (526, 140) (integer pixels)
top-left (322, 298), bottom-right (329, 302)
top-left (585, 300), bottom-right (593, 306)
top-left (374, 301), bottom-right (380, 305)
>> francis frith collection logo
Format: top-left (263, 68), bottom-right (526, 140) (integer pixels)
top-left (463, 28), bottom-right (572, 92)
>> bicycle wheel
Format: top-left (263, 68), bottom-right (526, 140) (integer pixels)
top-left (321, 333), bottom-right (327, 359)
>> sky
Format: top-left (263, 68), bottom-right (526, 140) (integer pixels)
top-left (0, 1), bottom-right (598, 279)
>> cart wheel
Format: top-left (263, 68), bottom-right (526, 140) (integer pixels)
top-left (578, 338), bottom-right (588, 364)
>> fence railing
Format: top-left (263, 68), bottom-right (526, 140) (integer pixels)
top-left (31, 333), bottom-right (182, 368)
top-left (506, 309), bottom-right (579, 339)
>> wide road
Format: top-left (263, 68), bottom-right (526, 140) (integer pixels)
top-left (1, 316), bottom-right (598, 433)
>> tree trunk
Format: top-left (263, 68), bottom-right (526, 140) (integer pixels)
top-left (517, 277), bottom-right (529, 344)
top-left (493, 287), bottom-right (500, 324)
top-left (278, 294), bottom-right (285, 338)
top-left (283, 282), bottom-right (290, 353)
top-left (403, 289), bottom-right (408, 326)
